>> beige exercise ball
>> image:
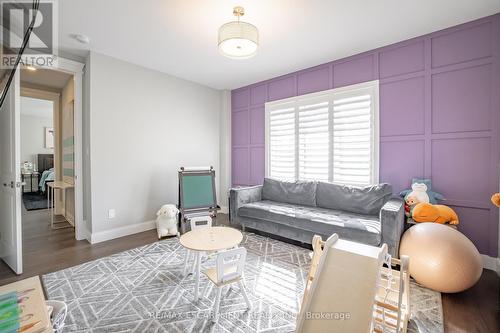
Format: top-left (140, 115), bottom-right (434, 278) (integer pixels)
top-left (399, 223), bottom-right (482, 293)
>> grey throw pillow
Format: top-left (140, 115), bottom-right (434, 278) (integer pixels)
top-left (316, 182), bottom-right (392, 215)
top-left (262, 178), bottom-right (317, 207)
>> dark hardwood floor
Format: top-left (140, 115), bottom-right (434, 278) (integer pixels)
top-left (0, 207), bottom-right (158, 286)
top-left (1, 208), bottom-right (498, 332)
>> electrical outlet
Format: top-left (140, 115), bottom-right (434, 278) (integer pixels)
top-left (108, 209), bottom-right (116, 219)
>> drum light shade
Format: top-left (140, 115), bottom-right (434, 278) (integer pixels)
top-left (218, 7), bottom-right (259, 59)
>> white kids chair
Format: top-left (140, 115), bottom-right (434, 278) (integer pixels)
top-left (182, 216), bottom-right (213, 276)
top-left (203, 247), bottom-right (252, 323)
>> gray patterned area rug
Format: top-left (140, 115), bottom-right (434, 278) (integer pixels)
top-left (42, 232), bottom-right (443, 333)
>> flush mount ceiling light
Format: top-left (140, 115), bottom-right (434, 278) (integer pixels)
top-left (218, 6), bottom-right (259, 59)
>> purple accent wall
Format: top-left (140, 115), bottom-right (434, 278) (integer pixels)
top-left (231, 14), bottom-right (500, 256)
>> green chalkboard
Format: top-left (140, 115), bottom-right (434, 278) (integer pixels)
top-left (180, 174), bottom-right (216, 210)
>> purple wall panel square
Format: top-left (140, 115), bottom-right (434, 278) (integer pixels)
top-left (380, 140), bottom-right (425, 194)
top-left (379, 41), bottom-right (425, 78)
top-left (232, 88), bottom-right (249, 109)
top-left (250, 147), bottom-right (265, 185)
top-left (380, 77), bottom-right (425, 136)
top-left (452, 206), bottom-right (492, 254)
top-left (431, 22), bottom-right (492, 68)
top-left (268, 75), bottom-right (296, 101)
top-left (431, 64), bottom-right (492, 133)
top-left (250, 107), bottom-right (265, 144)
top-left (232, 147), bottom-right (249, 185)
top-left (232, 110), bottom-right (249, 146)
top-left (431, 137), bottom-right (491, 203)
top-left (297, 65), bottom-right (331, 95)
top-left (333, 55), bottom-right (375, 88)
top-left (250, 84), bottom-right (267, 105)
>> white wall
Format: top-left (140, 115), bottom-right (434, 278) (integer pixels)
top-left (87, 52), bottom-right (222, 235)
top-left (20, 114), bottom-right (53, 165)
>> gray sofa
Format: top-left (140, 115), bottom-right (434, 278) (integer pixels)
top-left (230, 178), bottom-right (405, 257)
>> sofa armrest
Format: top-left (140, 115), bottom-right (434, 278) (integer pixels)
top-left (229, 185), bottom-right (263, 225)
top-left (380, 198), bottom-right (405, 258)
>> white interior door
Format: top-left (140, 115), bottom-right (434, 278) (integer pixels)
top-left (0, 69), bottom-right (22, 275)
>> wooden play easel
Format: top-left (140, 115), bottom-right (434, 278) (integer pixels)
top-left (298, 235), bottom-right (410, 333)
top-left (178, 166), bottom-right (219, 233)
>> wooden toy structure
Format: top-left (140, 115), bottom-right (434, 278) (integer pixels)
top-left (298, 234), bottom-right (410, 333)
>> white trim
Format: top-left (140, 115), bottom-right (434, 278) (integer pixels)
top-left (264, 80), bottom-right (380, 108)
top-left (264, 103), bottom-right (270, 179)
top-left (372, 82), bottom-right (380, 184)
top-left (219, 90), bottom-right (232, 203)
top-left (90, 220), bottom-right (156, 244)
top-left (20, 87), bottom-right (60, 99)
top-left (264, 80), bottom-right (380, 185)
top-left (25, 56), bottom-right (86, 242)
top-left (81, 222), bottom-right (91, 242)
top-left (219, 205), bottom-right (229, 214)
top-left (481, 254), bottom-right (500, 275)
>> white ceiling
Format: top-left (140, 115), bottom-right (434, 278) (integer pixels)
top-left (21, 96), bottom-right (53, 118)
top-left (59, 0), bottom-right (500, 90)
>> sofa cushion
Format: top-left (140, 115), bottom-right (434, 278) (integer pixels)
top-left (316, 182), bottom-right (392, 215)
top-left (238, 200), bottom-right (381, 246)
top-left (262, 178), bottom-right (317, 207)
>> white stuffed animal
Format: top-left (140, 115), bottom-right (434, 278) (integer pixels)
top-left (156, 204), bottom-right (179, 239)
top-left (407, 183), bottom-right (430, 204)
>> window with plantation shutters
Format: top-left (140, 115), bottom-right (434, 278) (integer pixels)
top-left (265, 80), bottom-right (379, 186)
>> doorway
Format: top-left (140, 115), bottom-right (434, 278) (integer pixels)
top-left (19, 68), bottom-right (77, 272)
top-left (20, 96), bottom-right (57, 212)
top-left (0, 57), bottom-right (84, 276)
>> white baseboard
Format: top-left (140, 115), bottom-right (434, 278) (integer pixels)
top-left (80, 223), bottom-right (91, 242)
top-left (90, 220), bottom-right (156, 244)
top-left (481, 254), bottom-right (500, 275)
top-left (219, 205), bottom-right (229, 214)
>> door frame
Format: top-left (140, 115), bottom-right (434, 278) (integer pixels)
top-left (24, 57), bottom-right (85, 241)
top-left (0, 69), bottom-right (22, 274)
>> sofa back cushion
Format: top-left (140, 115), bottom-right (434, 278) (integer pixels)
top-left (316, 182), bottom-right (392, 215)
top-left (262, 178), bottom-right (317, 207)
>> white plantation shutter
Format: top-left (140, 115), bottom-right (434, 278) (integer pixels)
top-left (332, 92), bottom-right (375, 185)
top-left (268, 104), bottom-right (296, 180)
top-left (265, 81), bottom-right (379, 186)
top-left (298, 99), bottom-right (330, 181)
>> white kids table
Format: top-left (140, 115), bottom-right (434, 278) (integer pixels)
top-left (179, 226), bottom-right (243, 302)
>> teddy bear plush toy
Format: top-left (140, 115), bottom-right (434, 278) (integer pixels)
top-left (492, 193), bottom-right (500, 207)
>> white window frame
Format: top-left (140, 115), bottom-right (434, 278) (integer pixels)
top-left (265, 80), bottom-right (380, 185)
